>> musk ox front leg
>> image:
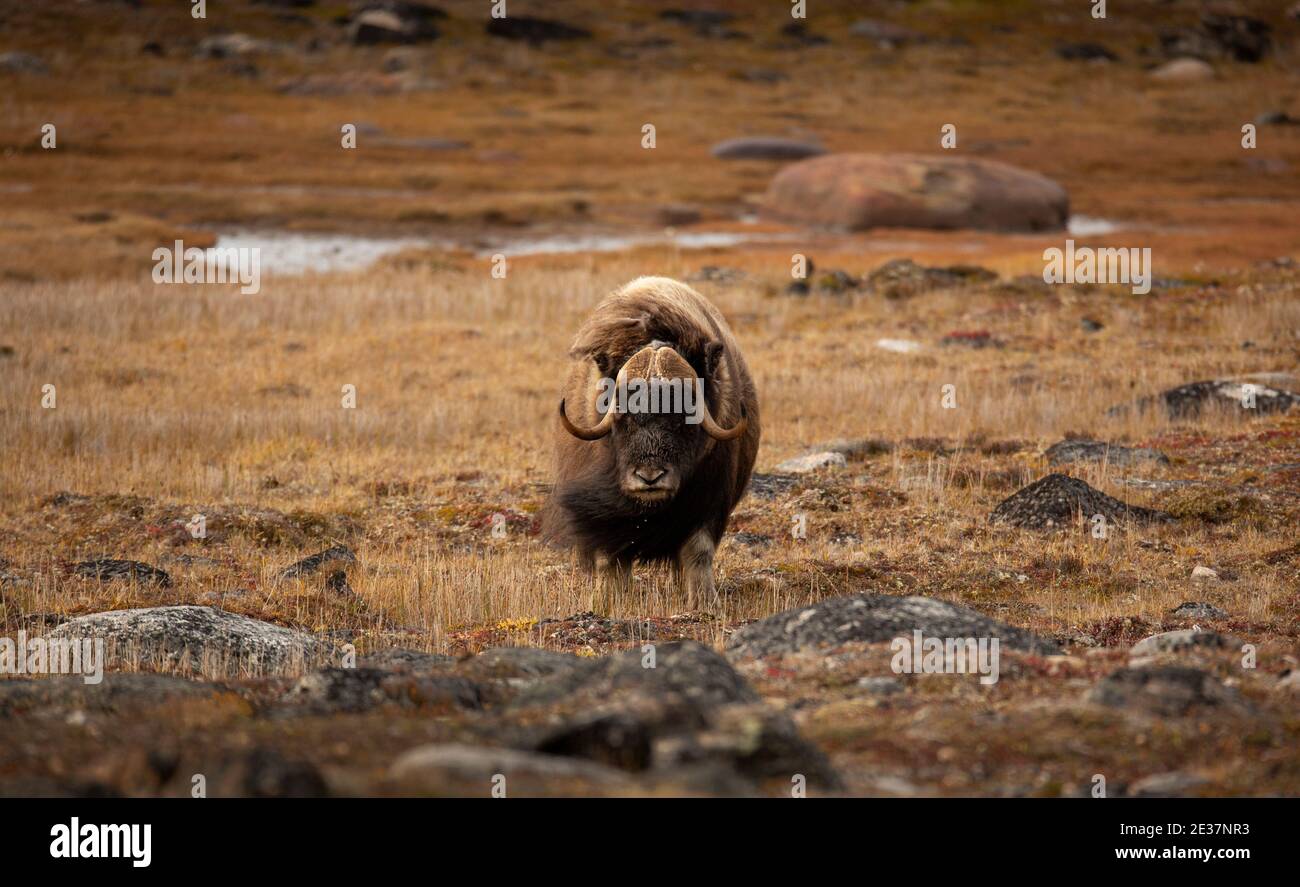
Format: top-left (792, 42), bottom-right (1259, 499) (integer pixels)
top-left (592, 553), bottom-right (632, 615)
top-left (675, 528), bottom-right (717, 611)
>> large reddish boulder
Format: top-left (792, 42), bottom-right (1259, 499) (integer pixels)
top-left (762, 153), bottom-right (1069, 232)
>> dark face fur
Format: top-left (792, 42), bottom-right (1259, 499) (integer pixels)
top-left (611, 407), bottom-right (709, 503)
top-left (595, 341), bottom-right (724, 507)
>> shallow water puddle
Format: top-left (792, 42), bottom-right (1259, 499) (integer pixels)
top-left (211, 230), bottom-right (428, 275)
top-left (471, 229), bottom-right (788, 258)
top-left (218, 217), bottom-right (1128, 276)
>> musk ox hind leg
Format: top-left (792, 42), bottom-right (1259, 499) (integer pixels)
top-left (676, 528), bottom-right (718, 611)
top-left (592, 553), bottom-right (632, 615)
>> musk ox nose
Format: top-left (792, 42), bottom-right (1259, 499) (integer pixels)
top-left (633, 467), bottom-right (667, 486)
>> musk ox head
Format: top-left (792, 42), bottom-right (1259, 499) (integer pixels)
top-left (559, 341), bottom-right (747, 504)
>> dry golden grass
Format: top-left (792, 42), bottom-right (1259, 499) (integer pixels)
top-left (2, 251), bottom-right (1297, 661)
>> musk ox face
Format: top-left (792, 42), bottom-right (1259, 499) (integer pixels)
top-left (559, 341), bottom-right (747, 508)
top-left (611, 396), bottom-right (704, 502)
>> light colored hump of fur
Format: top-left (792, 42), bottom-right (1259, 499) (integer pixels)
top-left (569, 276), bottom-right (730, 360)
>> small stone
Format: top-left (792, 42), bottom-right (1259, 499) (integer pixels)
top-left (0, 51), bottom-right (48, 75)
top-left (727, 594), bottom-right (1058, 658)
top-left (1086, 666), bottom-right (1247, 716)
top-left (746, 473), bottom-right (799, 499)
top-left (1130, 629), bottom-right (1235, 658)
top-left (48, 605), bottom-right (327, 674)
top-left (655, 205), bottom-right (702, 227)
top-left (1275, 670), bottom-right (1300, 694)
top-left (390, 743), bottom-right (634, 792)
top-left (278, 545), bottom-right (357, 580)
top-left (1044, 439), bottom-right (1168, 467)
top-left (818, 438), bottom-right (892, 459)
top-left (775, 452), bottom-right (847, 474)
top-left (1149, 58), bottom-right (1215, 83)
top-left (1191, 565), bottom-right (1219, 581)
top-left (485, 16), bottom-right (591, 45)
top-left (1128, 771), bottom-right (1207, 798)
top-left (72, 558), bottom-right (172, 588)
top-left (711, 137), bottom-right (825, 161)
top-left (856, 676), bottom-right (903, 696)
top-left (1169, 602), bottom-right (1228, 620)
top-left (848, 19), bottom-right (923, 46)
top-left (1055, 42), bottom-right (1117, 62)
top-left (990, 473), bottom-right (1171, 531)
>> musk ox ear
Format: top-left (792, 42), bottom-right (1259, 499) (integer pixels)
top-left (703, 340), bottom-right (726, 378)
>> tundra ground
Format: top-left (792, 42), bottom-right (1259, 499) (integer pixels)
top-left (0, 0), bottom-right (1298, 796)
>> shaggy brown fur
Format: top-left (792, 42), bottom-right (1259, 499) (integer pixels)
top-left (544, 277), bottom-right (761, 611)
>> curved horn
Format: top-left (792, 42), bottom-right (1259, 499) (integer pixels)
top-left (700, 400), bottom-right (748, 441)
top-left (559, 398), bottom-right (614, 440)
top-left (559, 364), bottom-right (628, 441)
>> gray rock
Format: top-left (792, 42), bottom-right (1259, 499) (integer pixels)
top-left (726, 594), bottom-right (1059, 659)
top-left (1130, 630), bottom-right (1237, 658)
top-left (390, 743), bottom-right (635, 793)
top-left (1149, 58), bottom-right (1215, 82)
top-left (350, 10), bottom-right (417, 45)
top-left (1045, 439), bottom-right (1169, 467)
top-left (277, 544), bottom-right (356, 580)
top-left (1086, 666), bottom-right (1248, 716)
top-left (865, 258), bottom-right (998, 299)
top-left (459, 646), bottom-right (588, 684)
top-left (535, 711), bottom-right (654, 771)
top-left (1056, 42), bottom-right (1117, 62)
top-left (359, 647), bottom-right (456, 673)
top-left (711, 137), bottom-right (825, 161)
top-left (764, 154), bottom-right (1068, 233)
top-left (659, 9), bottom-right (742, 40)
top-left (485, 16), bottom-right (590, 45)
top-left (47, 605), bottom-right (327, 673)
top-left (518, 641), bottom-right (759, 708)
top-left (210, 747), bottom-right (330, 798)
top-left (1255, 110), bottom-right (1300, 127)
top-left (0, 51), bottom-right (48, 75)
top-left (509, 642), bottom-right (840, 788)
top-left (346, 2), bottom-right (443, 45)
top-left (1128, 771), bottom-right (1207, 798)
top-left (195, 33), bottom-right (278, 58)
top-left (1112, 379), bottom-right (1299, 420)
top-left (775, 451), bottom-right (847, 474)
top-left (856, 676), bottom-right (904, 695)
top-left (373, 136), bottom-right (469, 151)
top-left (72, 558), bottom-right (171, 587)
top-left (989, 473), bottom-right (1172, 530)
top-left (819, 438), bottom-right (893, 459)
top-left (1169, 601), bottom-right (1228, 620)
top-left (283, 667), bottom-right (481, 713)
top-left (848, 19), bottom-right (923, 46)
top-left (746, 472), bottom-right (799, 500)
top-left (655, 204), bottom-right (702, 227)
top-left (0, 674), bottom-right (227, 718)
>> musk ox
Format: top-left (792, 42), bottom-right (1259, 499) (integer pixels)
top-left (544, 277), bottom-right (760, 612)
